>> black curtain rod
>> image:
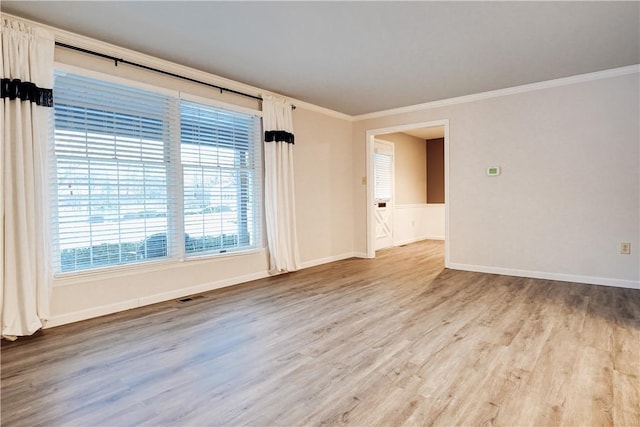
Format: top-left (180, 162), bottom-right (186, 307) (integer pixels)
top-left (55, 41), bottom-right (269, 104)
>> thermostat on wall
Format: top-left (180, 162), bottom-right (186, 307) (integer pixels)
top-left (487, 166), bottom-right (501, 176)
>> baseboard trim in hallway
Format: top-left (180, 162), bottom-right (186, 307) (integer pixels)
top-left (449, 262), bottom-right (640, 290)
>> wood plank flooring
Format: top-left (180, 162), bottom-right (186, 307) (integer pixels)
top-left (2, 240), bottom-right (639, 426)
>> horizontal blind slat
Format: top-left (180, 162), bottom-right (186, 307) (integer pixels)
top-left (51, 71), bottom-right (262, 273)
top-left (180, 100), bottom-right (261, 256)
top-left (52, 71), bottom-right (175, 272)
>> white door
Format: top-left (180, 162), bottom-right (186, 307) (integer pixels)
top-left (374, 140), bottom-right (394, 250)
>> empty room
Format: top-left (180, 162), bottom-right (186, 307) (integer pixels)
top-left (1, 2), bottom-right (639, 426)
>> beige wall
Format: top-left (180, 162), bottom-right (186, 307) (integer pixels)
top-left (293, 108), bottom-right (354, 263)
top-left (353, 73), bottom-right (640, 286)
top-left (376, 132), bottom-right (427, 205)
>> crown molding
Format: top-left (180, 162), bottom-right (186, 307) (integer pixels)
top-left (290, 99), bottom-right (354, 121)
top-left (353, 64), bottom-right (640, 121)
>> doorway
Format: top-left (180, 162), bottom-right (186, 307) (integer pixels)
top-left (365, 119), bottom-right (449, 267)
top-left (373, 139), bottom-right (395, 250)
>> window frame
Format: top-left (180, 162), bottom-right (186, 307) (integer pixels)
top-left (51, 63), bottom-right (264, 278)
top-left (179, 98), bottom-right (263, 258)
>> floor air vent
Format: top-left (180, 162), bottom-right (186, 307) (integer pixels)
top-left (177, 295), bottom-right (205, 303)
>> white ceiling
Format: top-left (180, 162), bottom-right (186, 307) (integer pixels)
top-left (3, 1), bottom-right (639, 116)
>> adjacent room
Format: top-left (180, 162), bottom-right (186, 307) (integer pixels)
top-left (372, 126), bottom-right (446, 252)
top-left (1, 2), bottom-right (639, 426)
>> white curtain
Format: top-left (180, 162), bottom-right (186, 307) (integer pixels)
top-left (1, 18), bottom-right (54, 339)
top-left (263, 95), bottom-right (301, 273)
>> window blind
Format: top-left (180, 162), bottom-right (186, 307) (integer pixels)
top-left (52, 71), bottom-right (177, 272)
top-left (374, 152), bottom-right (393, 201)
top-left (180, 101), bottom-right (262, 255)
top-left (51, 70), bottom-right (263, 274)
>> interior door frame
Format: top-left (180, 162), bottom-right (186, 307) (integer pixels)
top-left (365, 119), bottom-right (450, 267)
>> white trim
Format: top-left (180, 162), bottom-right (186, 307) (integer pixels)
top-left (367, 120), bottom-right (449, 137)
top-left (373, 139), bottom-right (395, 250)
top-left (44, 256), bottom-right (640, 328)
top-left (182, 248), bottom-right (264, 262)
top-left (45, 270), bottom-right (271, 328)
top-left (395, 236), bottom-right (445, 246)
top-left (136, 271), bottom-right (269, 306)
top-left (449, 263), bottom-right (640, 290)
top-left (300, 252), bottom-right (360, 269)
top-left (291, 99), bottom-right (353, 122)
top-left (53, 248), bottom-right (267, 286)
top-left (352, 252), bottom-right (369, 259)
top-left (366, 131), bottom-right (375, 258)
top-left (45, 251), bottom-right (366, 328)
top-left (366, 119), bottom-right (450, 266)
top-left (44, 299), bottom-right (140, 329)
top-left (443, 122), bottom-right (450, 268)
top-left (354, 64), bottom-right (640, 121)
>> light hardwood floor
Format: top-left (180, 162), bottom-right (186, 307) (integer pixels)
top-left (2, 240), bottom-right (639, 426)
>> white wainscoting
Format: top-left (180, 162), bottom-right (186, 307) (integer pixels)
top-left (393, 204), bottom-right (445, 246)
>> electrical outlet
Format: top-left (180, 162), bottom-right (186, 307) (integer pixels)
top-left (620, 242), bottom-right (631, 255)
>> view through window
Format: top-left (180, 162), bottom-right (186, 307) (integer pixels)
top-left (52, 71), bottom-right (261, 273)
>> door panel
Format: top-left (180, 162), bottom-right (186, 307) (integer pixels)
top-left (374, 140), bottom-right (394, 250)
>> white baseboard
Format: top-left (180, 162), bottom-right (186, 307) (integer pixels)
top-left (352, 252), bottom-right (370, 259)
top-left (45, 252), bottom-right (368, 329)
top-left (45, 270), bottom-right (271, 328)
top-left (49, 254), bottom-right (636, 330)
top-left (137, 271), bottom-right (271, 307)
top-left (300, 252), bottom-right (363, 269)
top-left (394, 235), bottom-right (445, 246)
top-left (44, 299), bottom-right (140, 329)
top-left (448, 263), bottom-right (640, 290)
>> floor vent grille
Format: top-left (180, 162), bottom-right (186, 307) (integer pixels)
top-left (177, 295), bottom-right (205, 303)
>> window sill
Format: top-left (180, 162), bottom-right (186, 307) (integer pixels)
top-left (183, 247), bottom-right (263, 262)
top-left (52, 247), bottom-right (267, 287)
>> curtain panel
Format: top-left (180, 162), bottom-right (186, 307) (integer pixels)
top-left (1, 18), bottom-right (54, 339)
top-left (262, 95), bottom-right (301, 273)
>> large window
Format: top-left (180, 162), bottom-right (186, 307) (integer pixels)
top-left (52, 71), bottom-right (262, 273)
